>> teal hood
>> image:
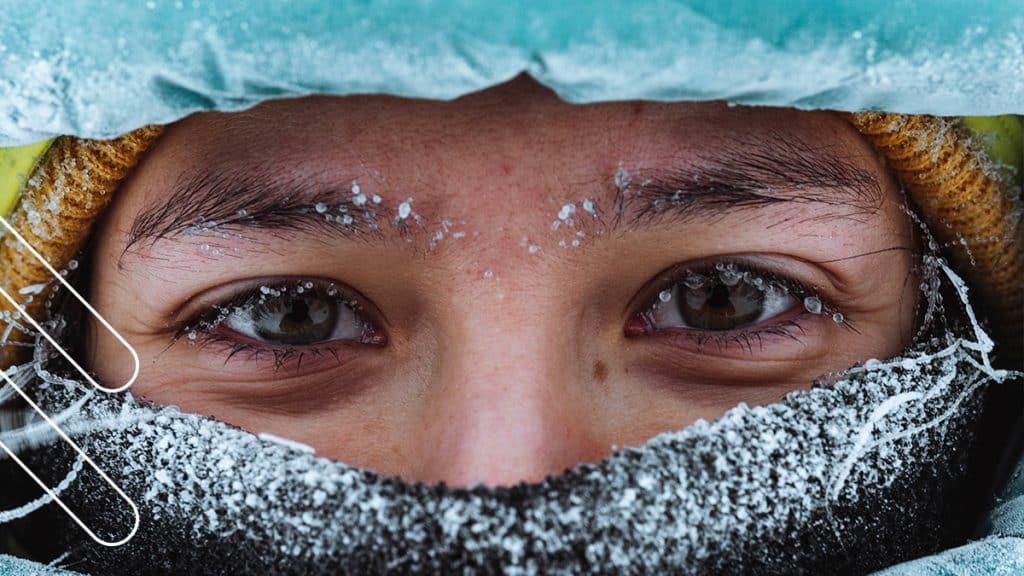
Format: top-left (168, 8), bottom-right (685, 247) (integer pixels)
top-left (1, 0), bottom-right (1023, 146)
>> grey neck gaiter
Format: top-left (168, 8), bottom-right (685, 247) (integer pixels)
top-left (1, 257), bottom-right (1017, 575)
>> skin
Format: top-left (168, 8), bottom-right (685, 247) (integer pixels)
top-left (85, 76), bottom-right (917, 487)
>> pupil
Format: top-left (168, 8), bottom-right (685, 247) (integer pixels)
top-left (679, 280), bottom-right (764, 330)
top-left (281, 299), bottom-right (312, 330)
top-left (254, 292), bottom-right (338, 345)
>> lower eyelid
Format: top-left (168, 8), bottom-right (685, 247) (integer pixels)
top-left (638, 300), bottom-right (828, 353)
top-left (188, 331), bottom-right (365, 372)
top-left (652, 318), bottom-right (812, 357)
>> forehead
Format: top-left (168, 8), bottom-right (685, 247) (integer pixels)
top-left (134, 85), bottom-right (870, 232)
top-left (159, 87), bottom-right (862, 177)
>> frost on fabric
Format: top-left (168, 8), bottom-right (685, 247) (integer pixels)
top-left (0, 250), bottom-right (1017, 574)
top-left (2, 2), bottom-right (1023, 146)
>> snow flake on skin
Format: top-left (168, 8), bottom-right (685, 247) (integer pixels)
top-left (427, 218), bottom-right (470, 251)
top-left (548, 196), bottom-right (602, 250)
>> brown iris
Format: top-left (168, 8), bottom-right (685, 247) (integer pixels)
top-left (253, 292), bottom-right (339, 345)
top-left (679, 280), bottom-right (766, 330)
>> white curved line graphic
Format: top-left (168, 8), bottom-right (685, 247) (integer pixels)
top-left (0, 215), bottom-right (139, 393)
top-left (0, 369), bottom-right (140, 547)
top-left (1, 213), bottom-right (141, 546)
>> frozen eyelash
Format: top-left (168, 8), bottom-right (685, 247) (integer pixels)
top-left (168, 279), bottom-right (371, 370)
top-left (641, 259), bottom-right (858, 353)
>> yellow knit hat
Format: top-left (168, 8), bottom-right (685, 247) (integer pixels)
top-left (0, 115), bottom-right (1020, 369)
top-left (849, 113), bottom-right (1022, 363)
top-left (0, 127), bottom-right (163, 367)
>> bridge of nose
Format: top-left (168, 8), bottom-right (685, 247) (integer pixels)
top-left (406, 281), bottom-right (611, 486)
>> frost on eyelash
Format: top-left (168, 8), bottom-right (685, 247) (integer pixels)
top-left (174, 280), bottom-right (359, 347)
top-left (651, 262), bottom-right (848, 329)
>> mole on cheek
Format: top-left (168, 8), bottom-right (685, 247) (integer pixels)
top-left (592, 360), bottom-right (609, 384)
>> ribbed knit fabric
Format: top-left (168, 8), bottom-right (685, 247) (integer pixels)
top-left (0, 126), bottom-right (164, 367)
top-left (847, 113), bottom-right (1022, 364)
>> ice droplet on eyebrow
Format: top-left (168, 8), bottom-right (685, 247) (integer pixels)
top-left (803, 296), bottom-right (823, 314)
top-left (614, 161), bottom-right (633, 192)
top-left (396, 199), bottom-right (413, 221)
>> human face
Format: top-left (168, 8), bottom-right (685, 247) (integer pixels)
top-left (85, 78), bottom-right (917, 486)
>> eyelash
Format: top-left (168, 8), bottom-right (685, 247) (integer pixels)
top-left (171, 280), bottom-right (378, 371)
top-left (632, 259), bottom-right (856, 354)
top-left (171, 259), bottom-right (853, 370)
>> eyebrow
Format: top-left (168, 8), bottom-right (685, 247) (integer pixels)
top-left (611, 134), bottom-right (883, 230)
top-left (124, 132), bottom-right (882, 258)
top-left (124, 166), bottom-right (424, 258)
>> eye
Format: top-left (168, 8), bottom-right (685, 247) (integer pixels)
top-left (647, 263), bottom-right (798, 332)
top-left (223, 285), bottom-right (368, 346)
top-left (180, 279), bottom-right (385, 350)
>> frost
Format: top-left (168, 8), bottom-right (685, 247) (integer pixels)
top-left (683, 274), bottom-right (705, 290)
top-left (396, 199), bottom-right (413, 222)
top-left (716, 263), bottom-right (742, 287)
top-left (614, 162), bottom-right (633, 193)
top-left (17, 283), bottom-right (48, 295)
top-left (803, 296), bottom-right (822, 315)
top-left (0, 455), bottom-right (84, 524)
top-left (0, 215), bottom-right (1018, 573)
